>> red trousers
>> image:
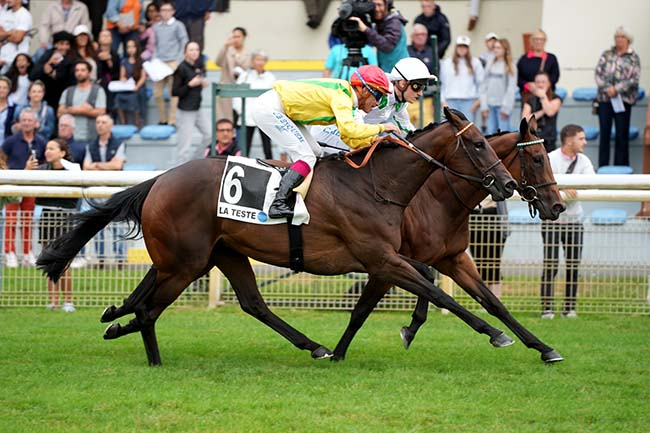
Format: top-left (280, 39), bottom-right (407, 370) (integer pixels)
top-left (4, 197), bottom-right (36, 254)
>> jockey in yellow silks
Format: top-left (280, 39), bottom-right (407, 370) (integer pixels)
top-left (252, 65), bottom-right (399, 218)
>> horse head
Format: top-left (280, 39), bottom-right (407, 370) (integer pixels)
top-left (434, 107), bottom-right (516, 201)
top-left (509, 116), bottom-right (565, 220)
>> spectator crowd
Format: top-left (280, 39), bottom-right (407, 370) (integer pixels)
top-left (0, 0), bottom-right (643, 318)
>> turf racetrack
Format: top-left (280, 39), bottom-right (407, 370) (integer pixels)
top-left (1, 307), bottom-right (647, 432)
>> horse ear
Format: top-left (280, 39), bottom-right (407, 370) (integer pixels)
top-left (527, 115), bottom-right (538, 134)
top-left (443, 106), bottom-right (457, 125)
top-left (519, 117), bottom-right (528, 138)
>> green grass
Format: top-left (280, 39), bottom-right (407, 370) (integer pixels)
top-left (1, 307), bottom-right (648, 432)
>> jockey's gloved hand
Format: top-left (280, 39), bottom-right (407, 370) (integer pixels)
top-left (374, 132), bottom-right (403, 148)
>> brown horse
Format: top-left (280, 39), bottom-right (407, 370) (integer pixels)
top-left (331, 117), bottom-right (567, 363)
top-left (37, 108), bottom-right (517, 366)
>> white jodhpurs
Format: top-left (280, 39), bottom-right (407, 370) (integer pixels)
top-left (252, 90), bottom-right (323, 169)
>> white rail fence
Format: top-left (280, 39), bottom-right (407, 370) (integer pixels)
top-left (0, 170), bottom-right (649, 315)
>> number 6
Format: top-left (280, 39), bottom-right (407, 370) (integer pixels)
top-left (223, 165), bottom-right (244, 204)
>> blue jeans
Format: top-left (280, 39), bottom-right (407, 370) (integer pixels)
top-left (110, 28), bottom-right (138, 55)
top-left (446, 99), bottom-right (477, 123)
top-left (95, 224), bottom-right (125, 261)
top-left (486, 106), bottom-right (512, 134)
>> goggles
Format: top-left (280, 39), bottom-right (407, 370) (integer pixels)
top-left (393, 66), bottom-right (428, 92)
top-left (353, 71), bottom-right (384, 102)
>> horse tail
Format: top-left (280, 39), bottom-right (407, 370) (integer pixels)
top-left (37, 176), bottom-right (158, 282)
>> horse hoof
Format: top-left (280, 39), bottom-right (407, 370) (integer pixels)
top-left (100, 305), bottom-right (117, 323)
top-left (400, 327), bottom-right (415, 350)
top-left (490, 332), bottom-right (515, 348)
top-left (103, 323), bottom-right (121, 340)
top-left (311, 346), bottom-right (333, 360)
top-left (541, 349), bottom-right (564, 363)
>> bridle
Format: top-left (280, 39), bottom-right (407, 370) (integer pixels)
top-left (510, 136), bottom-right (557, 217)
top-left (406, 122), bottom-right (505, 211)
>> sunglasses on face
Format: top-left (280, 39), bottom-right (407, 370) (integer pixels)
top-left (354, 71), bottom-right (384, 102)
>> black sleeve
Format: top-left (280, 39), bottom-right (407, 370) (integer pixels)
top-left (171, 67), bottom-right (189, 99)
top-left (516, 56), bottom-right (527, 91)
top-left (437, 16), bottom-right (451, 58)
top-left (29, 52), bottom-right (50, 81)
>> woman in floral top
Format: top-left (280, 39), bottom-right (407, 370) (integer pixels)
top-left (594, 26), bottom-right (641, 167)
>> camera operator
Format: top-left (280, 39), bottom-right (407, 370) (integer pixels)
top-left (348, 0), bottom-right (408, 72)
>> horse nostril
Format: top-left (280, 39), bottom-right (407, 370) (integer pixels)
top-left (553, 202), bottom-right (566, 214)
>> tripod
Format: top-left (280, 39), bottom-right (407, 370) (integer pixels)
top-left (336, 45), bottom-right (368, 80)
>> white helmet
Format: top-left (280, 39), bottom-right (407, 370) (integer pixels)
top-left (388, 57), bottom-right (437, 82)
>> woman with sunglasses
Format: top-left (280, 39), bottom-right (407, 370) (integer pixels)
top-left (252, 64), bottom-right (399, 218)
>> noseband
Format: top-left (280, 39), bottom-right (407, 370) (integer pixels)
top-left (514, 137), bottom-right (557, 217)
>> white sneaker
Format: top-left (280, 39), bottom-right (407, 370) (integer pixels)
top-left (562, 310), bottom-right (578, 318)
top-left (22, 251), bottom-right (36, 266)
top-left (70, 257), bottom-right (88, 269)
top-left (46, 303), bottom-right (57, 310)
top-left (541, 311), bottom-right (555, 320)
top-left (5, 251), bottom-right (18, 268)
top-left (62, 303), bottom-right (76, 313)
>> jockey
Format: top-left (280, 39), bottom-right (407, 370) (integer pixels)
top-left (313, 57), bottom-right (436, 149)
top-left (252, 64), bottom-right (399, 218)
top-left (366, 57), bottom-right (437, 134)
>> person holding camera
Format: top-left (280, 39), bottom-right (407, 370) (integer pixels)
top-left (252, 64), bottom-right (399, 218)
top-left (348, 0), bottom-right (408, 73)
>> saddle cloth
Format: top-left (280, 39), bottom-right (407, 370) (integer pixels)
top-left (217, 156), bottom-right (310, 225)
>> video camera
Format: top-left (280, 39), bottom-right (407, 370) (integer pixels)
top-left (331, 0), bottom-right (375, 49)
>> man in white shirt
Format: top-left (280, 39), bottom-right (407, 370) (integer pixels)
top-left (0, 0), bottom-right (32, 73)
top-left (540, 124), bottom-right (595, 319)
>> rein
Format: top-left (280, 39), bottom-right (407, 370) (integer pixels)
top-left (341, 122), bottom-right (503, 207)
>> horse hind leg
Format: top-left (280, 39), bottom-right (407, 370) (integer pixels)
top-left (213, 244), bottom-right (332, 359)
top-left (100, 266), bottom-right (158, 323)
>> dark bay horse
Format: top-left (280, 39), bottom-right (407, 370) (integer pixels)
top-left (37, 108), bottom-right (517, 366)
top-left (332, 117), bottom-right (567, 363)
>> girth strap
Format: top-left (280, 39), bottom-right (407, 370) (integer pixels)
top-left (285, 194), bottom-right (304, 272)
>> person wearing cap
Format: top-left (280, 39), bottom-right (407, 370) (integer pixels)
top-left (516, 29), bottom-right (560, 102)
top-left (440, 35), bottom-right (484, 122)
top-left (479, 32), bottom-right (498, 67)
top-left (29, 30), bottom-right (76, 109)
top-left (252, 65), bottom-right (400, 218)
top-left (39, 1), bottom-right (90, 51)
top-left (73, 24), bottom-right (97, 81)
top-left (366, 57), bottom-right (435, 134)
top-left (413, 0), bottom-right (450, 59)
top-left (104, 0), bottom-right (141, 54)
top-left (595, 26), bottom-right (641, 168)
top-left (0, 0), bottom-right (32, 74)
top-left (348, 0), bottom-right (409, 73)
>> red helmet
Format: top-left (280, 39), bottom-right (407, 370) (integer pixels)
top-left (349, 65), bottom-right (391, 96)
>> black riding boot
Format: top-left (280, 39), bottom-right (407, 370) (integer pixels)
top-left (268, 169), bottom-right (305, 218)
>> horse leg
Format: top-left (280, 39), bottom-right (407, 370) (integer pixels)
top-left (401, 297), bottom-right (429, 350)
top-left (212, 244), bottom-right (332, 359)
top-left (100, 266), bottom-right (158, 323)
top-left (374, 255), bottom-right (508, 345)
top-left (332, 277), bottom-right (392, 361)
top-left (435, 253), bottom-right (563, 363)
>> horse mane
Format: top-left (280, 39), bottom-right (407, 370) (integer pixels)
top-left (484, 130), bottom-right (512, 140)
top-left (406, 108), bottom-right (469, 139)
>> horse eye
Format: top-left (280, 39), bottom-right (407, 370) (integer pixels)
top-left (473, 141), bottom-right (484, 149)
top-left (533, 156), bottom-right (544, 165)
